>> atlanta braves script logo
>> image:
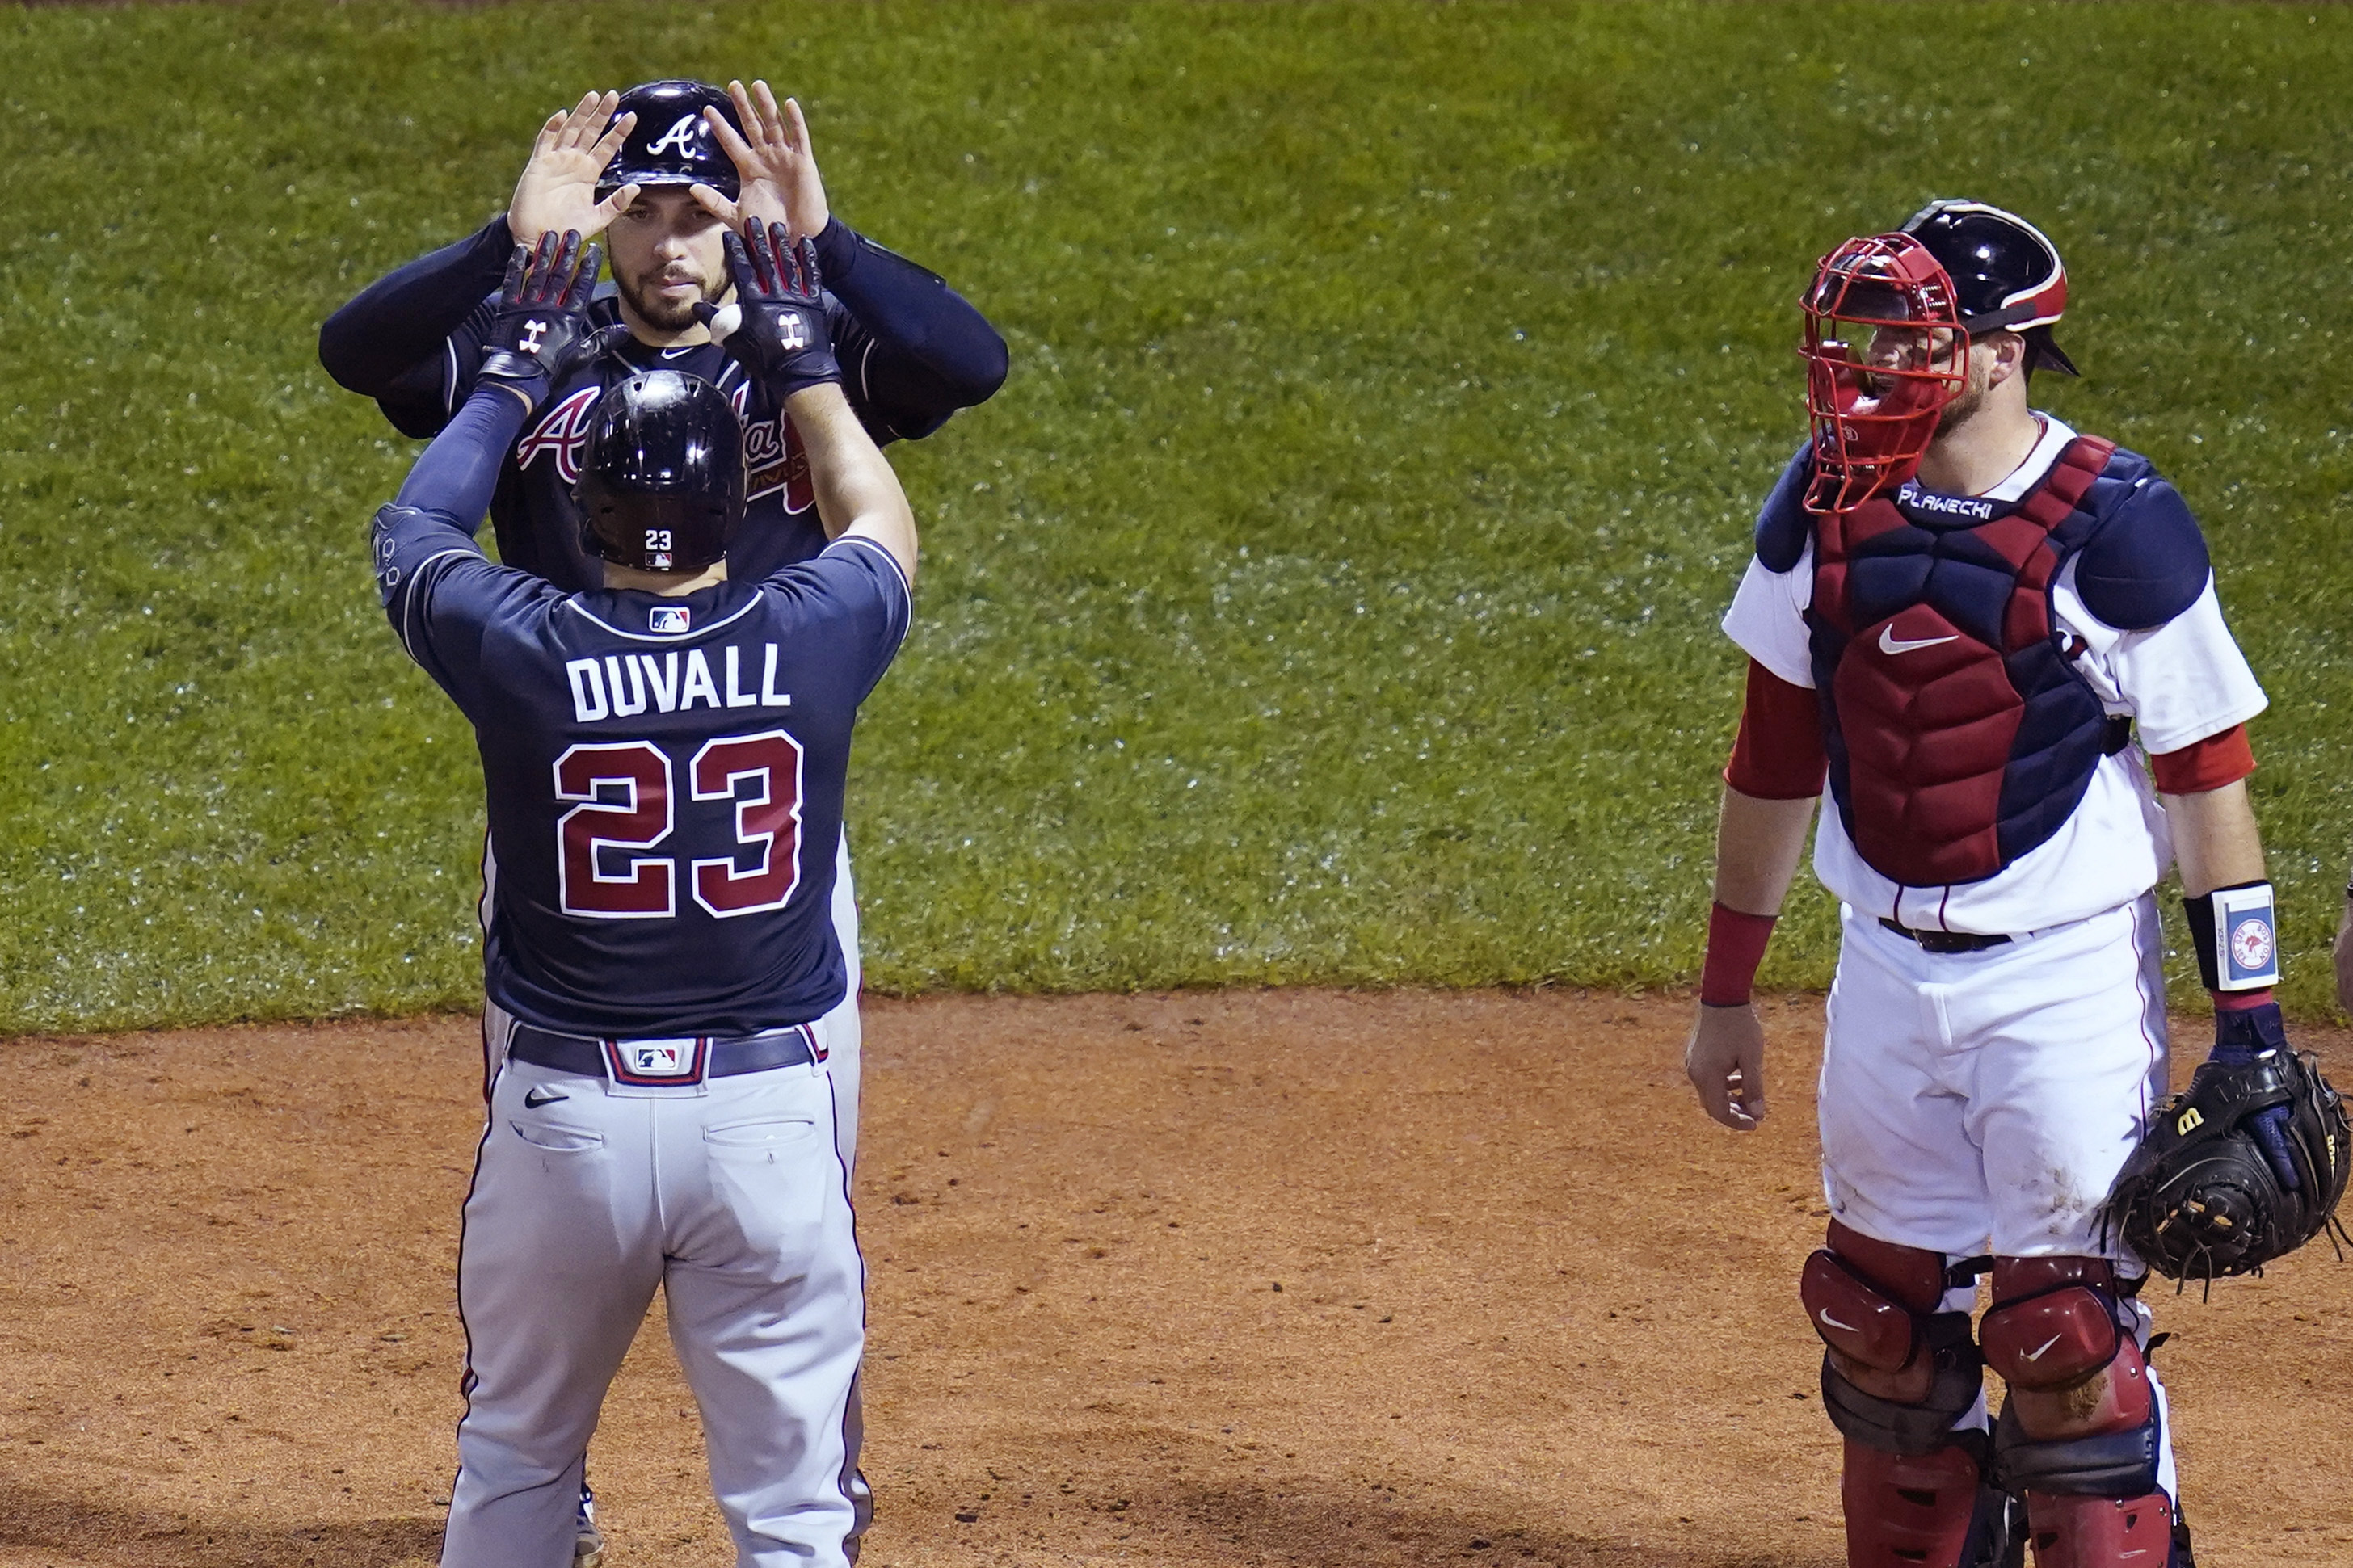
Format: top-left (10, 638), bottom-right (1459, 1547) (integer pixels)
top-left (644, 115), bottom-right (704, 158)
top-left (728, 381), bottom-right (815, 511)
top-left (516, 386), bottom-right (603, 485)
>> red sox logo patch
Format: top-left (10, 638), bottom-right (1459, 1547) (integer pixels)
top-left (2230, 916), bottom-right (2275, 973)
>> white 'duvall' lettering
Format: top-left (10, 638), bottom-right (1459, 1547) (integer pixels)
top-left (567, 645), bottom-right (795, 724)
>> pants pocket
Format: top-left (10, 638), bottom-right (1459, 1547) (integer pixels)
top-left (511, 1121), bottom-right (605, 1153)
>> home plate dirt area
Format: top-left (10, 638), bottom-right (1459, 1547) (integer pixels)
top-left (0, 990), bottom-right (2349, 1567)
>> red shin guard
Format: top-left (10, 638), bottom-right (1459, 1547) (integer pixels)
top-left (1842, 1441), bottom-right (1981, 1568)
top-left (2024, 1490), bottom-right (2174, 1568)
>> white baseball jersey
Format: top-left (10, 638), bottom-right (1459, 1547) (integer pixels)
top-left (1723, 414), bottom-right (2267, 935)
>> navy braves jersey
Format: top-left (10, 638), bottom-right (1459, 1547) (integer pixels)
top-left (321, 214), bottom-right (1006, 591)
top-left (374, 495), bottom-right (910, 1039)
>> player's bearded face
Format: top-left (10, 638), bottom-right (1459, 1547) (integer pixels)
top-left (608, 191), bottom-right (730, 334)
top-left (1933, 342), bottom-right (2002, 434)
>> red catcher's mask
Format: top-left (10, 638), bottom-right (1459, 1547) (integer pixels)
top-left (1800, 233), bottom-right (1971, 514)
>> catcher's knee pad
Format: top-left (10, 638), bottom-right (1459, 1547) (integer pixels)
top-left (1989, 1259), bottom-right (2174, 1566)
top-left (1806, 1227), bottom-right (2002, 1566)
top-left (1803, 1222), bottom-right (1969, 1406)
top-left (1981, 1258), bottom-right (2152, 1438)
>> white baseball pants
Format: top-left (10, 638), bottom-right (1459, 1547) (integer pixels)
top-left (1818, 894), bottom-right (2171, 1261)
top-left (441, 1015), bottom-right (865, 1568)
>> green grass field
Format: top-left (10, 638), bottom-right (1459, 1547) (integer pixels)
top-left (4, 2), bottom-right (2353, 1032)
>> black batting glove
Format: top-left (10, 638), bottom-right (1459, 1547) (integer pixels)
top-left (478, 229), bottom-right (608, 410)
top-left (693, 219), bottom-right (841, 401)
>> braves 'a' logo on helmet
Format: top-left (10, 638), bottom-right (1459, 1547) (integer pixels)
top-left (643, 115), bottom-right (704, 158)
top-left (516, 386), bottom-right (604, 485)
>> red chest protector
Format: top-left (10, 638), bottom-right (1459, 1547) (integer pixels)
top-left (1807, 437), bottom-right (2124, 887)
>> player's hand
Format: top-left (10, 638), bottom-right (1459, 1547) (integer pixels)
top-left (693, 219), bottom-right (840, 400)
top-left (508, 90), bottom-right (640, 246)
top-left (1686, 1002), bottom-right (1768, 1131)
top-left (478, 230), bottom-right (610, 410)
top-left (689, 80), bottom-right (828, 238)
top-left (2208, 1000), bottom-right (2304, 1191)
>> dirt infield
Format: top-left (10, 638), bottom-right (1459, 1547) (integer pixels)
top-left (1, 989), bottom-right (2349, 1567)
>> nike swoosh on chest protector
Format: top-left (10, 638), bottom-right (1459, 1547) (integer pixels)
top-left (1879, 625), bottom-right (1961, 655)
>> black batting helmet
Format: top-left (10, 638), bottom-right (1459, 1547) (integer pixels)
top-left (574, 370), bottom-right (747, 574)
top-left (598, 80), bottom-right (743, 200)
top-left (1900, 199), bottom-right (2079, 376)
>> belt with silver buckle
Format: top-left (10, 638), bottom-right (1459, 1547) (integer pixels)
top-left (508, 1024), bottom-right (818, 1085)
top-left (1879, 918), bottom-right (2012, 955)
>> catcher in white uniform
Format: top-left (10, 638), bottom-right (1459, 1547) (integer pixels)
top-left (1686, 200), bottom-right (2302, 1568)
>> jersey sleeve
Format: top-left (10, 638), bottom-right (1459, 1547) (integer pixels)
top-left (373, 502), bottom-right (548, 709)
top-left (2056, 561), bottom-right (2267, 755)
top-left (1721, 545), bottom-right (1816, 689)
top-left (373, 385), bottom-right (557, 707)
top-left (318, 216), bottom-right (513, 439)
top-left (814, 216), bottom-right (1009, 443)
top-left (786, 538), bottom-right (914, 701)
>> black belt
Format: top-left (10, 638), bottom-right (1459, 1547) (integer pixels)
top-left (508, 1024), bottom-right (818, 1085)
top-left (1879, 918), bottom-right (2012, 954)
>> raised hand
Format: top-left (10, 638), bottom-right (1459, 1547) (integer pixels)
top-left (693, 219), bottom-right (840, 401)
top-left (508, 90), bottom-right (641, 246)
top-left (689, 80), bottom-right (829, 238)
top-left (478, 230), bottom-right (611, 409)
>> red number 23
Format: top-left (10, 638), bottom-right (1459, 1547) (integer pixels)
top-left (553, 730), bottom-right (805, 919)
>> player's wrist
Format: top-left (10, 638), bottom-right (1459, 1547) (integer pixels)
top-left (2183, 880), bottom-right (2279, 994)
top-left (1699, 901), bottom-right (1778, 1007)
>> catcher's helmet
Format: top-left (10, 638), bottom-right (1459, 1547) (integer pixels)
top-left (598, 80), bottom-right (743, 200)
top-left (1799, 230), bottom-right (1972, 513)
top-left (1900, 199), bottom-right (2078, 376)
top-left (575, 369), bottom-right (747, 574)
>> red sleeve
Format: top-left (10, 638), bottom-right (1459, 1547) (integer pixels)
top-left (2149, 723), bottom-right (2255, 795)
top-left (1724, 659), bottom-right (1828, 799)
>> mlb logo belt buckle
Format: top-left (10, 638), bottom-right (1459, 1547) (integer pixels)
top-left (601, 1036), bottom-right (712, 1087)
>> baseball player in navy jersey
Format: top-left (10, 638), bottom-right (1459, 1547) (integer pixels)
top-left (373, 221), bottom-right (911, 1568)
top-left (1686, 201), bottom-right (2299, 1567)
top-left (322, 77), bottom-right (1000, 1169)
top-left (321, 80), bottom-right (997, 1559)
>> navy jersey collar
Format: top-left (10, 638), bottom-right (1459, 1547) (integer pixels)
top-left (567, 578), bottom-right (762, 642)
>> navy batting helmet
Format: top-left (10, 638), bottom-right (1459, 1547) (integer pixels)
top-left (575, 370), bottom-right (747, 574)
top-left (598, 80), bottom-right (743, 200)
top-left (1900, 199), bottom-right (2079, 376)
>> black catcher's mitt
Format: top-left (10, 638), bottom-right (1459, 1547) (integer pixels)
top-left (2106, 1047), bottom-right (2351, 1288)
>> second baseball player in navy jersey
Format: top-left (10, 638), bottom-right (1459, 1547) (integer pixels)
top-left (377, 498), bottom-right (907, 1037)
top-left (330, 212), bottom-right (1000, 590)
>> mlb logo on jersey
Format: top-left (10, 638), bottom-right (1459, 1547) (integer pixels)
top-left (648, 606), bottom-right (691, 633)
top-left (602, 1036), bottom-right (712, 1085)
